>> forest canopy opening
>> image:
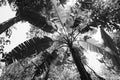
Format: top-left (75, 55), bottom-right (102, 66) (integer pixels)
top-left (0, 0), bottom-right (120, 80)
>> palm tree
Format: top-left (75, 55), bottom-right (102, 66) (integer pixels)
top-left (1, 0), bottom-right (120, 80)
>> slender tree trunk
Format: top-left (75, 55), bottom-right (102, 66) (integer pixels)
top-left (69, 45), bottom-right (92, 80)
top-left (0, 15), bottom-right (21, 34)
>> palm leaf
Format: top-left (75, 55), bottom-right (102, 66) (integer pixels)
top-left (100, 28), bottom-right (119, 55)
top-left (78, 41), bottom-right (104, 54)
top-left (78, 40), bottom-right (120, 72)
top-left (1, 36), bottom-right (53, 65)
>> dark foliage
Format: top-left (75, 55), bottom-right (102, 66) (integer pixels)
top-left (0, 0), bottom-right (56, 34)
top-left (8, 0), bottom-right (46, 11)
top-left (71, 17), bottom-right (83, 28)
top-left (58, 0), bottom-right (67, 7)
top-left (0, 16), bottom-right (21, 34)
top-left (18, 8), bottom-right (57, 33)
top-left (78, 0), bottom-right (93, 10)
top-left (75, 0), bottom-right (120, 33)
top-left (32, 49), bottom-right (58, 80)
top-left (1, 36), bottom-right (53, 65)
top-left (79, 25), bottom-right (94, 33)
top-left (0, 0), bottom-right (6, 6)
top-left (89, 1), bottom-right (120, 31)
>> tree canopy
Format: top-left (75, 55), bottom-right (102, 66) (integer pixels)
top-left (0, 0), bottom-right (120, 80)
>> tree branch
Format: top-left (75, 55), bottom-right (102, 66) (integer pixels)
top-left (0, 15), bottom-right (21, 34)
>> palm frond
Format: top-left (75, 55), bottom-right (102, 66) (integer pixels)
top-left (100, 28), bottom-right (119, 55)
top-left (1, 36), bottom-right (53, 65)
top-left (78, 40), bottom-right (104, 54)
top-left (78, 40), bottom-right (120, 72)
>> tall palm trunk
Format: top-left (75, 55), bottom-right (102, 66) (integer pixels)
top-left (69, 45), bottom-right (92, 80)
top-left (0, 15), bottom-right (21, 34)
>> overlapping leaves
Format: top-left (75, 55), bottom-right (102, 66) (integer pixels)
top-left (78, 28), bottom-right (120, 72)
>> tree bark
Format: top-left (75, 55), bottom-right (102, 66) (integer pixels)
top-left (0, 15), bottom-right (21, 34)
top-left (69, 45), bottom-right (92, 80)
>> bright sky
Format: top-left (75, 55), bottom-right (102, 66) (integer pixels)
top-left (66, 0), bottom-right (77, 7)
top-left (0, 1), bottom-right (31, 52)
top-left (84, 50), bottom-right (104, 74)
top-left (92, 27), bottom-right (104, 44)
top-left (0, 2), bottom-right (16, 23)
top-left (103, 0), bottom-right (107, 2)
top-left (4, 22), bottom-right (31, 52)
top-left (0, 1), bottom-right (31, 75)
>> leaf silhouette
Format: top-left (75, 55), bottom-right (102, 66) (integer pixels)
top-left (19, 8), bottom-right (57, 33)
top-left (100, 28), bottom-right (119, 55)
top-left (71, 17), bottom-right (83, 28)
top-left (1, 36), bottom-right (53, 65)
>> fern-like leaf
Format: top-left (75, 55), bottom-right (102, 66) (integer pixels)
top-left (1, 36), bottom-right (53, 65)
